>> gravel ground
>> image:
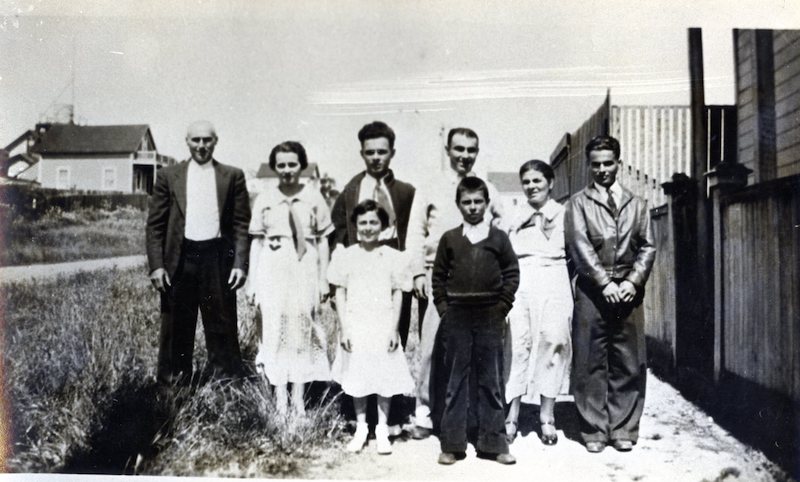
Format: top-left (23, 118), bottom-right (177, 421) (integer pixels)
top-left (0, 255), bottom-right (146, 284)
top-left (311, 370), bottom-right (794, 481)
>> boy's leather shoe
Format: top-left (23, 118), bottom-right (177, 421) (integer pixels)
top-left (438, 452), bottom-right (457, 465)
top-left (585, 441), bottom-right (606, 453)
top-left (612, 440), bottom-right (633, 452)
top-left (495, 453), bottom-right (516, 465)
top-left (411, 426), bottom-right (432, 440)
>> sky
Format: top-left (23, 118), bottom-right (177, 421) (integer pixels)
top-left (1, 0), bottom-right (798, 187)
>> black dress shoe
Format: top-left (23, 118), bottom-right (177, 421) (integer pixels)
top-left (495, 453), bottom-right (516, 465)
top-left (438, 452), bottom-right (457, 465)
top-left (612, 440), bottom-right (633, 452)
top-left (411, 426), bottom-right (432, 440)
top-left (585, 441), bottom-right (606, 453)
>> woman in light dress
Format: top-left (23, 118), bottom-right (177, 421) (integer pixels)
top-left (505, 160), bottom-right (573, 445)
top-left (327, 199), bottom-right (415, 455)
top-left (247, 141), bottom-right (332, 415)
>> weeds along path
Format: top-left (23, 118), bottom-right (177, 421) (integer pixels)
top-left (0, 255), bottom-right (146, 284)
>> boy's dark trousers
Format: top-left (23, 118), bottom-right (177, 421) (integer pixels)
top-left (438, 303), bottom-right (508, 455)
top-left (571, 277), bottom-right (647, 444)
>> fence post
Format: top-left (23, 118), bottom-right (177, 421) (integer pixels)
top-left (705, 161), bottom-right (752, 383)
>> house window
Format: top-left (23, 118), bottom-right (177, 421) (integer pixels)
top-left (56, 167), bottom-right (71, 189)
top-left (102, 167), bottom-right (117, 190)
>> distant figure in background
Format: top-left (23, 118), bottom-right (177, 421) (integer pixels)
top-left (565, 135), bottom-right (655, 453)
top-left (405, 127), bottom-right (506, 440)
top-left (320, 173), bottom-right (341, 251)
top-left (328, 199), bottom-right (415, 455)
top-left (247, 141), bottom-right (333, 415)
top-left (504, 160), bottom-right (573, 446)
top-left (320, 173), bottom-right (341, 209)
top-left (146, 120), bottom-right (250, 385)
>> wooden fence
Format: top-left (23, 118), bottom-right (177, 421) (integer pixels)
top-left (718, 174), bottom-right (800, 402)
top-left (551, 99), bottom-right (734, 210)
top-left (642, 205), bottom-right (677, 372)
top-left (0, 185), bottom-right (149, 218)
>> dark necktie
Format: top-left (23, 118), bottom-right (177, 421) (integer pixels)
top-left (287, 198), bottom-right (307, 260)
top-left (606, 188), bottom-right (618, 216)
top-left (373, 183), bottom-right (396, 227)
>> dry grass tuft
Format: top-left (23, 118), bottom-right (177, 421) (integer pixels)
top-left (141, 376), bottom-right (347, 478)
top-left (2, 267), bottom-right (159, 472)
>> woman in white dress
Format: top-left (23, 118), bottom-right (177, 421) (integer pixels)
top-left (328, 199), bottom-right (414, 455)
top-left (505, 160), bottom-right (573, 445)
top-left (247, 141), bottom-right (332, 415)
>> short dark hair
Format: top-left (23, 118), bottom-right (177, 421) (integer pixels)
top-left (585, 135), bottom-right (621, 161)
top-left (350, 199), bottom-right (390, 229)
top-left (447, 127), bottom-right (479, 147)
top-left (269, 141), bottom-right (308, 170)
top-left (519, 159), bottom-right (554, 183)
top-left (358, 121), bottom-right (396, 149)
top-left (455, 176), bottom-right (490, 204)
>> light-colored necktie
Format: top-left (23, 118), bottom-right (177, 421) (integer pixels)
top-left (373, 183), bottom-right (396, 227)
top-left (287, 198), bottom-right (307, 260)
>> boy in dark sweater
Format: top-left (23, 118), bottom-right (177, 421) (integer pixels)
top-left (431, 176), bottom-right (519, 465)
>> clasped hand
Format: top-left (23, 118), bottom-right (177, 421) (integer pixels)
top-left (602, 280), bottom-right (637, 304)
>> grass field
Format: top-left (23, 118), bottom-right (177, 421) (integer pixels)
top-left (0, 206), bottom-right (146, 266)
top-left (0, 265), bottom-right (359, 476)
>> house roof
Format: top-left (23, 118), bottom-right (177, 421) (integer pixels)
top-left (256, 162), bottom-right (319, 179)
top-left (487, 171), bottom-right (521, 193)
top-left (30, 124), bottom-right (151, 155)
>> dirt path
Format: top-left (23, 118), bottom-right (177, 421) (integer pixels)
top-left (311, 371), bottom-right (789, 481)
top-left (0, 255), bottom-right (146, 284)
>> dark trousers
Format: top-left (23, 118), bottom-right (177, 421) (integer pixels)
top-left (572, 277), bottom-right (647, 444)
top-left (438, 303), bottom-right (508, 455)
top-left (398, 291), bottom-right (428, 349)
top-left (157, 238), bottom-right (243, 384)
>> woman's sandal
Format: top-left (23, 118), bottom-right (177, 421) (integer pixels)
top-left (540, 420), bottom-right (558, 446)
top-left (505, 420), bottom-right (518, 444)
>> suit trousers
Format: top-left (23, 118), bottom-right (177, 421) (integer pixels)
top-left (438, 303), bottom-right (508, 455)
top-left (571, 277), bottom-right (647, 444)
top-left (157, 238), bottom-right (243, 384)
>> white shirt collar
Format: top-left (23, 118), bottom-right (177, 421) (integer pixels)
top-left (462, 216), bottom-right (491, 243)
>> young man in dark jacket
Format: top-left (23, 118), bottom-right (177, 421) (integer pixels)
top-left (565, 135), bottom-right (656, 454)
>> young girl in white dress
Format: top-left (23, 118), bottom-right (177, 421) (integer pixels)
top-left (327, 199), bottom-right (414, 455)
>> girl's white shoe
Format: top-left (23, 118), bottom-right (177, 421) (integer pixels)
top-left (375, 424), bottom-right (392, 455)
top-left (347, 422), bottom-right (369, 453)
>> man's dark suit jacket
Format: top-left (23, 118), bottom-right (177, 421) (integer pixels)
top-left (146, 159), bottom-right (251, 279)
top-left (331, 169), bottom-right (415, 249)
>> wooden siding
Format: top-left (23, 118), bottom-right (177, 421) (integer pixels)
top-left (720, 175), bottom-right (800, 402)
top-left (643, 206), bottom-right (676, 365)
top-left (736, 29), bottom-right (759, 184)
top-left (611, 106), bottom-right (692, 208)
top-left (774, 30), bottom-right (800, 178)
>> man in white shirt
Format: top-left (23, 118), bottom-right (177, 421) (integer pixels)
top-left (405, 127), bottom-right (506, 439)
top-left (146, 120), bottom-right (251, 385)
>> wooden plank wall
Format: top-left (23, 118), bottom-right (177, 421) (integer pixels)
top-left (642, 206), bottom-right (676, 366)
top-left (549, 97), bottom-right (609, 202)
top-left (611, 106), bottom-right (692, 208)
top-left (774, 30), bottom-right (800, 178)
top-left (736, 29), bottom-right (758, 184)
top-left (721, 175), bottom-right (800, 402)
